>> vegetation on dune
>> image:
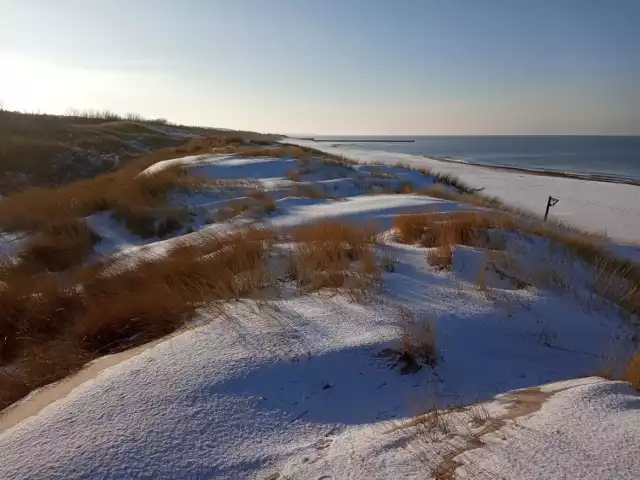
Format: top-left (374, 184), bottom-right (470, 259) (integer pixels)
top-left (0, 227), bottom-right (275, 409)
top-left (624, 349), bottom-right (640, 391)
top-left (0, 129), bottom-right (637, 412)
top-left (286, 220), bottom-right (380, 297)
top-left (0, 109), bottom-right (279, 194)
top-left (0, 217), bottom-right (386, 409)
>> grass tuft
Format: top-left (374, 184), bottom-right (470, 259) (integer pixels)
top-left (398, 307), bottom-right (438, 371)
top-left (286, 220), bottom-right (379, 295)
top-left (427, 245), bottom-right (454, 270)
top-left (624, 349), bottom-right (640, 391)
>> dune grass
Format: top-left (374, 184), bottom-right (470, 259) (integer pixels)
top-left (0, 111), bottom-right (185, 193)
top-left (0, 218), bottom-right (386, 409)
top-left (0, 109), bottom-right (280, 194)
top-left (0, 227), bottom-right (274, 409)
top-left (394, 210), bottom-right (640, 315)
top-left (285, 220), bottom-right (380, 296)
top-left (624, 349), bottom-right (640, 391)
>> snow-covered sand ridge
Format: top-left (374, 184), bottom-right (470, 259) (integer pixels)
top-left (0, 144), bottom-right (638, 479)
top-left (287, 140), bottom-right (640, 245)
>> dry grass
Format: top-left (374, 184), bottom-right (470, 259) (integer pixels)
top-left (0, 228), bottom-right (274, 409)
top-left (427, 245), bottom-right (454, 270)
top-left (285, 220), bottom-right (379, 296)
top-left (624, 349), bottom-right (640, 391)
top-left (431, 172), bottom-right (474, 193)
top-left (394, 210), bottom-right (640, 316)
top-left (17, 220), bottom-right (100, 272)
top-left (475, 263), bottom-right (489, 295)
top-left (219, 190), bottom-right (278, 221)
top-left (393, 398), bottom-right (500, 480)
top-left (0, 110), bottom-right (246, 194)
top-left (0, 127), bottom-right (282, 232)
top-left (247, 189), bottom-right (277, 214)
top-left (216, 145), bottom-right (313, 161)
top-left (218, 200), bottom-right (251, 221)
top-left (285, 169), bottom-right (302, 182)
top-left (393, 212), bottom-right (510, 248)
top-left (398, 307), bottom-right (438, 370)
top-left (0, 163), bottom-right (188, 234)
top-left (397, 182), bottom-right (415, 194)
top-left (420, 185), bottom-right (505, 210)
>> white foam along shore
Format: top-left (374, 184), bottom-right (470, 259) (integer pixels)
top-left (286, 140), bottom-right (640, 246)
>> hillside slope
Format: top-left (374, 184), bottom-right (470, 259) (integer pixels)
top-left (0, 140), bottom-right (638, 479)
top-left (0, 110), bottom-right (278, 194)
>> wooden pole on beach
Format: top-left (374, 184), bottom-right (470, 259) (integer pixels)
top-left (544, 196), bottom-right (559, 221)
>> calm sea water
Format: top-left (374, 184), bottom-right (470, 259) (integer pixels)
top-left (314, 136), bottom-right (640, 183)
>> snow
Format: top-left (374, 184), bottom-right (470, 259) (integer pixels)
top-left (464, 379), bottom-right (640, 479)
top-left (1, 146), bottom-right (638, 479)
top-left (139, 154), bottom-right (236, 176)
top-left (286, 140), bottom-right (640, 245)
top-left (0, 231), bottom-right (26, 260)
top-left (0, 237), bottom-right (636, 478)
top-left (269, 194), bottom-right (461, 228)
top-left (85, 211), bottom-right (146, 255)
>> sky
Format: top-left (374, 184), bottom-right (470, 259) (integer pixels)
top-left (1, 0), bottom-right (639, 135)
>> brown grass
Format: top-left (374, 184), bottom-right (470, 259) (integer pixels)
top-left (219, 190), bottom-right (278, 221)
top-left (624, 349), bottom-right (640, 391)
top-left (218, 200), bottom-right (251, 221)
top-left (397, 182), bottom-right (415, 194)
top-left (393, 212), bottom-right (510, 248)
top-left (379, 308), bottom-right (438, 375)
top-left (0, 111), bottom-right (183, 193)
top-left (247, 189), bottom-right (277, 214)
top-left (0, 109), bottom-right (274, 194)
top-left (427, 245), bottom-right (454, 270)
top-left (419, 184), bottom-right (504, 210)
top-left (394, 210), bottom-right (640, 315)
top-left (0, 131), bottom-right (283, 234)
top-left (0, 228), bottom-right (274, 409)
top-left (285, 169), bottom-right (302, 182)
top-left (286, 220), bottom-right (379, 295)
top-left (399, 307), bottom-right (438, 368)
top-left (17, 220), bottom-right (100, 272)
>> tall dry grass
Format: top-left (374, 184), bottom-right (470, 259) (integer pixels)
top-left (398, 307), bottom-right (438, 370)
top-left (393, 211), bottom-right (512, 248)
top-left (624, 349), bottom-right (640, 391)
top-left (427, 245), bottom-right (454, 270)
top-left (394, 210), bottom-right (640, 316)
top-left (0, 110), bottom-right (201, 193)
top-left (17, 220), bottom-right (100, 272)
top-left (0, 228), bottom-right (274, 409)
top-left (285, 220), bottom-right (380, 296)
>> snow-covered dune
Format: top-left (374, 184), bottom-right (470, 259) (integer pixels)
top-left (287, 141), bottom-right (640, 245)
top-left (0, 240), bottom-right (637, 479)
top-left (1, 146), bottom-right (638, 480)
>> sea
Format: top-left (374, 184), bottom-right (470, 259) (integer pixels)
top-left (312, 136), bottom-right (640, 184)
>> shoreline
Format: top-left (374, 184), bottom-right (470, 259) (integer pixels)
top-left (285, 139), bottom-right (640, 244)
top-left (287, 139), bottom-right (640, 187)
top-left (424, 155), bottom-right (640, 187)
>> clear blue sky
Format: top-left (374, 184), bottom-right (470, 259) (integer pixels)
top-left (1, 0), bottom-right (639, 135)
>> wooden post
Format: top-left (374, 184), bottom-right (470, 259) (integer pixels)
top-left (544, 196), bottom-right (559, 221)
